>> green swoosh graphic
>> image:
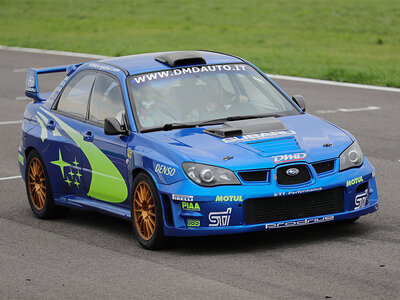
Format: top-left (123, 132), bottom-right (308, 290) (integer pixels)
top-left (42, 108), bottom-right (128, 203)
top-left (38, 111), bottom-right (62, 137)
top-left (37, 111), bottom-right (48, 123)
top-left (35, 115), bottom-right (47, 142)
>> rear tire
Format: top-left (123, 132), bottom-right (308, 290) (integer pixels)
top-left (131, 173), bottom-right (167, 250)
top-left (25, 150), bottom-right (69, 219)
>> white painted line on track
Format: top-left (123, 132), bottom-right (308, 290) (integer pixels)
top-left (0, 175), bottom-right (22, 181)
top-left (337, 106), bottom-right (381, 112)
top-left (13, 68), bottom-right (28, 73)
top-left (267, 74), bottom-right (400, 93)
top-left (2, 44), bottom-right (400, 93)
top-left (0, 45), bottom-right (109, 60)
top-left (15, 96), bottom-right (29, 101)
top-left (0, 120), bottom-right (22, 125)
top-left (316, 106), bottom-right (381, 114)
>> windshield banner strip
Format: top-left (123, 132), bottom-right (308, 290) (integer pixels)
top-left (133, 64), bottom-right (247, 84)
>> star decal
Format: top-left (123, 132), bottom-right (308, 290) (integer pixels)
top-left (51, 149), bottom-right (71, 178)
top-left (68, 168), bottom-right (75, 178)
top-left (73, 157), bottom-right (79, 167)
top-left (65, 177), bottom-right (72, 186)
top-left (76, 170), bottom-right (82, 180)
top-left (74, 179), bottom-right (80, 188)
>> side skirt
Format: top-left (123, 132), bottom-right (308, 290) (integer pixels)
top-left (55, 195), bottom-right (131, 220)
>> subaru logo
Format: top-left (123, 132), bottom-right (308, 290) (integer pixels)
top-left (286, 168), bottom-right (299, 176)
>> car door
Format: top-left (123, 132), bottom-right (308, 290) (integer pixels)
top-left (79, 72), bottom-right (130, 207)
top-left (44, 70), bottom-right (96, 199)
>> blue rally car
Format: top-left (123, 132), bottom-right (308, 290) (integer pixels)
top-left (18, 51), bottom-right (378, 249)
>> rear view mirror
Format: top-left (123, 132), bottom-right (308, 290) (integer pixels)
top-left (292, 95), bottom-right (306, 112)
top-left (104, 117), bottom-right (128, 135)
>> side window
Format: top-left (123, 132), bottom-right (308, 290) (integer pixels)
top-left (56, 71), bottom-right (96, 118)
top-left (89, 73), bottom-right (126, 125)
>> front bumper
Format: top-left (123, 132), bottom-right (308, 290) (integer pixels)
top-left (18, 146), bottom-right (26, 181)
top-left (157, 157), bottom-right (378, 237)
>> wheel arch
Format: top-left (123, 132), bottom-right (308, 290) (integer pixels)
top-left (131, 167), bottom-right (174, 228)
top-left (25, 146), bottom-right (37, 159)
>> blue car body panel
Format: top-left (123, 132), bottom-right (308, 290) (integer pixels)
top-left (18, 51), bottom-right (378, 237)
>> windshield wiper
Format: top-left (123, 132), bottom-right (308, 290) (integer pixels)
top-left (141, 122), bottom-right (197, 133)
top-left (197, 113), bottom-right (281, 126)
top-left (141, 114), bottom-right (281, 133)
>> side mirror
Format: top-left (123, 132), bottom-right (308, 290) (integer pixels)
top-left (104, 117), bottom-right (128, 135)
top-left (292, 95), bottom-right (306, 112)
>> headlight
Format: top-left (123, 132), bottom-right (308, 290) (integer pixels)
top-left (339, 141), bottom-right (364, 171)
top-left (182, 162), bottom-right (241, 187)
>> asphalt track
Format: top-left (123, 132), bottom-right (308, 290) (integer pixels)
top-left (0, 48), bottom-right (399, 299)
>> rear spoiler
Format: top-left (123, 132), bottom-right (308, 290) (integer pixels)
top-left (25, 63), bottom-right (84, 101)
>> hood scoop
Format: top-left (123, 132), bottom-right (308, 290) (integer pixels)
top-left (204, 117), bottom-right (286, 138)
top-left (203, 126), bottom-right (243, 138)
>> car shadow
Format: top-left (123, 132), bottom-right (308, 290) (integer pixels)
top-left (168, 220), bottom-right (372, 255)
top-left (55, 208), bottom-right (373, 255)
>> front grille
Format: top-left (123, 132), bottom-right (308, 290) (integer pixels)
top-left (239, 170), bottom-right (268, 182)
top-left (244, 187), bottom-right (344, 225)
top-left (313, 160), bottom-right (335, 174)
top-left (276, 164), bottom-right (310, 185)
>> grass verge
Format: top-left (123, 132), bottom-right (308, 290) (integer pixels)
top-left (1, 0), bottom-right (399, 87)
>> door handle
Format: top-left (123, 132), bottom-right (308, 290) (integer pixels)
top-left (47, 120), bottom-right (55, 130)
top-left (83, 131), bottom-right (94, 142)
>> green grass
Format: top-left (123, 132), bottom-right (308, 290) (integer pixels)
top-left (1, 0), bottom-right (400, 87)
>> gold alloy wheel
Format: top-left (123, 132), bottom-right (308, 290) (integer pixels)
top-left (27, 157), bottom-right (46, 210)
top-left (133, 181), bottom-right (156, 240)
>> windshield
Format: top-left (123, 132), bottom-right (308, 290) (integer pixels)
top-left (129, 63), bottom-right (299, 131)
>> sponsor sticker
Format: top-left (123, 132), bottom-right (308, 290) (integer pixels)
top-left (154, 163), bottom-right (176, 176)
top-left (273, 187), bottom-right (323, 197)
top-left (346, 176), bottom-right (363, 187)
top-left (126, 147), bottom-right (133, 159)
top-left (25, 70), bottom-right (36, 92)
top-left (181, 202), bottom-right (200, 211)
top-left (265, 216), bottom-right (334, 229)
top-left (133, 64), bottom-right (247, 84)
top-left (215, 195), bottom-right (243, 202)
top-left (87, 63), bottom-right (120, 73)
top-left (187, 219), bottom-right (200, 227)
top-left (272, 153), bottom-right (306, 163)
top-left (172, 194), bottom-right (193, 201)
top-left (18, 153), bottom-right (24, 166)
top-left (222, 130), bottom-right (296, 143)
top-left (354, 190), bottom-right (368, 209)
top-left (209, 208), bottom-right (232, 227)
top-left (27, 76), bottom-right (35, 87)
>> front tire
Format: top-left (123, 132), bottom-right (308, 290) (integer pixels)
top-left (131, 173), bottom-right (167, 250)
top-left (25, 150), bottom-right (69, 219)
